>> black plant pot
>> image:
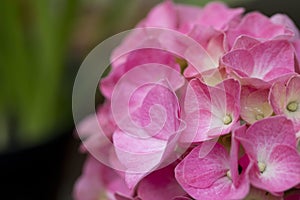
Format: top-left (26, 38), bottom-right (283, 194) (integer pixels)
top-left (0, 131), bottom-right (71, 200)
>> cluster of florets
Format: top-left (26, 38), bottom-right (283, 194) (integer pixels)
top-left (74, 1), bottom-right (300, 200)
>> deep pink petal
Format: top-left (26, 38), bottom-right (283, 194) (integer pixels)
top-left (175, 175), bottom-right (249, 200)
top-left (177, 135), bottom-right (249, 199)
top-left (137, 164), bottom-right (187, 200)
top-left (175, 143), bottom-right (229, 189)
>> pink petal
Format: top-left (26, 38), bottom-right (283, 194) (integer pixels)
top-left (235, 116), bottom-right (297, 159)
top-left (129, 83), bottom-right (181, 140)
top-left (175, 143), bottom-right (229, 189)
top-left (222, 49), bottom-right (255, 77)
top-left (137, 164), bottom-right (187, 200)
top-left (143, 1), bottom-right (177, 29)
top-left (113, 129), bottom-right (167, 172)
top-left (73, 156), bottom-right (133, 200)
top-left (227, 12), bottom-right (288, 47)
top-left (113, 129), bottom-right (181, 189)
top-left (249, 145), bottom-right (300, 192)
top-left (73, 157), bottom-right (103, 200)
top-left (176, 4), bottom-right (202, 33)
top-left (197, 2), bottom-right (244, 30)
top-left (269, 80), bottom-right (287, 115)
top-left (286, 75), bottom-right (300, 102)
top-left (111, 64), bottom-right (184, 140)
top-left (249, 40), bottom-right (294, 81)
top-left (175, 139), bottom-right (249, 199)
top-left (102, 47), bottom-right (181, 99)
top-left (232, 35), bottom-right (260, 50)
top-left (76, 101), bottom-right (114, 140)
top-left (223, 40), bottom-right (295, 83)
top-left (180, 78), bottom-right (240, 142)
top-left (271, 14), bottom-right (300, 39)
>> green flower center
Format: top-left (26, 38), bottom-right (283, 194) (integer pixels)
top-left (226, 170), bottom-right (232, 179)
top-left (287, 101), bottom-right (298, 112)
top-left (255, 114), bottom-right (264, 120)
top-left (223, 114), bottom-right (232, 125)
top-left (258, 161), bottom-right (266, 173)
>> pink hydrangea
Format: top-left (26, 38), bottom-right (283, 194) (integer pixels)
top-left (74, 1), bottom-right (300, 199)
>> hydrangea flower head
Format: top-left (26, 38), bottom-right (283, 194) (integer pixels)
top-left (74, 1), bottom-right (300, 199)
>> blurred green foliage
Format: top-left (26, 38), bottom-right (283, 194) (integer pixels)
top-left (0, 0), bottom-right (80, 150)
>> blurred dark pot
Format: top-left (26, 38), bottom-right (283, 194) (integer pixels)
top-left (0, 130), bottom-right (71, 200)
